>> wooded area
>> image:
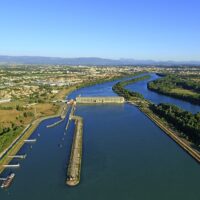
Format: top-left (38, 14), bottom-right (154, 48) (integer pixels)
top-left (148, 75), bottom-right (200, 105)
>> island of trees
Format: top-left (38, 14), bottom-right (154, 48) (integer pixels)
top-left (148, 75), bottom-right (200, 105)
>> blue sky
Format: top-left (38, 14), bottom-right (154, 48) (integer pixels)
top-left (0, 0), bottom-right (200, 61)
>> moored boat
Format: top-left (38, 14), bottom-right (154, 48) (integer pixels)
top-left (1, 173), bottom-right (15, 189)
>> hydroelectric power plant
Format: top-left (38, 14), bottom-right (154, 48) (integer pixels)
top-left (76, 96), bottom-right (124, 104)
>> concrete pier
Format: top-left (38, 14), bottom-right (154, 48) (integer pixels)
top-left (24, 139), bottom-right (37, 143)
top-left (66, 115), bottom-right (83, 186)
top-left (76, 96), bottom-right (124, 104)
top-left (46, 119), bottom-right (64, 128)
top-left (8, 154), bottom-right (27, 159)
top-left (3, 164), bottom-right (20, 168)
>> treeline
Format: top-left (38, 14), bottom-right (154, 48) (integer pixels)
top-left (0, 123), bottom-right (23, 152)
top-left (176, 79), bottom-right (200, 93)
top-left (148, 75), bottom-right (200, 105)
top-left (150, 103), bottom-right (200, 145)
top-left (112, 75), bottom-right (151, 100)
top-left (76, 72), bottom-right (140, 90)
top-left (0, 123), bottom-right (20, 136)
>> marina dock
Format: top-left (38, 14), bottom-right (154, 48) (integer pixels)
top-left (24, 139), bottom-right (37, 143)
top-left (8, 154), bottom-right (27, 159)
top-left (3, 164), bottom-right (20, 168)
top-left (46, 119), bottom-right (64, 128)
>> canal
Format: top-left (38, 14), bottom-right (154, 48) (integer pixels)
top-left (1, 74), bottom-right (200, 200)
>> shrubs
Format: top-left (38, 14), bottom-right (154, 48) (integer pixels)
top-left (0, 126), bottom-right (23, 153)
top-left (150, 103), bottom-right (200, 145)
top-left (23, 111), bottom-right (34, 118)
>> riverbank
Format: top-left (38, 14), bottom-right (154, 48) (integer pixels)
top-left (113, 76), bottom-right (200, 164)
top-left (139, 105), bottom-right (200, 163)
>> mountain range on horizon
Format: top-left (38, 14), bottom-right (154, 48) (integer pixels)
top-left (0, 55), bottom-right (200, 66)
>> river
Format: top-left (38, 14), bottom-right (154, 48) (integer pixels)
top-left (125, 73), bottom-right (200, 113)
top-left (1, 74), bottom-right (200, 200)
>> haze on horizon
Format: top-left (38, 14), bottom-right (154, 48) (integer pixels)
top-left (0, 0), bottom-right (200, 61)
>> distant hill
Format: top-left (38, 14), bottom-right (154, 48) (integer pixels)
top-left (0, 55), bottom-right (200, 66)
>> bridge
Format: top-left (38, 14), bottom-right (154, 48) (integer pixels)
top-left (76, 96), bottom-right (125, 104)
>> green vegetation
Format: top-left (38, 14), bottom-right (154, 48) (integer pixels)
top-left (150, 103), bottom-right (200, 145)
top-left (0, 125), bottom-right (24, 153)
top-left (148, 75), bottom-right (200, 105)
top-left (112, 75), bottom-right (151, 101)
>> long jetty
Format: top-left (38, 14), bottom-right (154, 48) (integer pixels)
top-left (66, 115), bottom-right (83, 186)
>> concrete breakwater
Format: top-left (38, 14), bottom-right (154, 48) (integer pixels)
top-left (66, 115), bottom-right (83, 186)
top-left (76, 96), bottom-right (124, 104)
